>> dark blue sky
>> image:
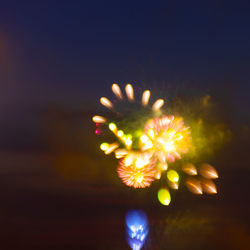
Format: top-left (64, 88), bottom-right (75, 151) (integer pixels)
top-left (0, 1), bottom-right (250, 148)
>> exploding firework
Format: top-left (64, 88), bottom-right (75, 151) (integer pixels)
top-left (92, 83), bottom-right (219, 205)
top-left (142, 115), bottom-right (191, 162)
top-left (117, 152), bottom-right (156, 188)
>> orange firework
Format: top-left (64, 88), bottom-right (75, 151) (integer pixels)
top-left (117, 152), bottom-right (156, 188)
top-left (143, 116), bottom-right (191, 162)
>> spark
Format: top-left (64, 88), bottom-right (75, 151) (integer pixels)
top-left (112, 83), bottom-right (123, 99)
top-left (185, 177), bottom-right (203, 194)
top-left (157, 188), bottom-right (171, 206)
top-left (202, 179), bottom-right (217, 194)
top-left (104, 143), bottom-right (119, 155)
top-left (141, 90), bottom-right (151, 106)
top-left (100, 142), bottom-right (109, 151)
top-left (200, 164), bottom-right (218, 179)
top-left (92, 115), bottom-right (106, 123)
top-left (167, 170), bottom-right (179, 183)
top-left (100, 97), bottom-right (113, 109)
top-left (152, 99), bottom-right (164, 111)
top-left (125, 84), bottom-right (134, 101)
top-left (109, 122), bottom-right (117, 132)
top-left (182, 163), bottom-right (198, 175)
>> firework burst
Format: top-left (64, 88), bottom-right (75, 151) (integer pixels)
top-left (117, 152), bottom-right (156, 188)
top-left (92, 83), bottom-right (219, 205)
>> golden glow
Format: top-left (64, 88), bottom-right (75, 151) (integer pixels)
top-left (144, 116), bottom-right (191, 162)
top-left (125, 139), bottom-right (132, 147)
top-left (182, 163), bottom-right (197, 175)
top-left (114, 149), bottom-right (128, 159)
top-left (111, 83), bottom-right (123, 99)
top-left (167, 170), bottom-right (179, 182)
top-left (168, 181), bottom-right (179, 190)
top-left (155, 171), bottom-right (161, 179)
top-left (142, 90), bottom-right (151, 106)
top-left (186, 178), bottom-right (203, 194)
top-left (152, 99), bottom-right (164, 111)
top-left (109, 122), bottom-right (117, 132)
top-left (163, 141), bottom-right (176, 152)
top-left (200, 164), bottom-right (218, 179)
top-left (148, 129), bottom-right (155, 139)
top-left (160, 163), bottom-right (168, 170)
top-left (100, 143), bottom-right (109, 151)
top-left (202, 179), bottom-right (217, 194)
top-left (100, 97), bottom-right (113, 109)
top-left (104, 143), bottom-right (119, 155)
top-left (144, 140), bottom-right (153, 149)
top-left (117, 130), bottom-right (124, 137)
top-left (157, 188), bottom-right (171, 206)
top-left (92, 115), bottom-right (106, 123)
top-left (140, 134), bottom-right (149, 143)
top-left (125, 84), bottom-right (134, 101)
top-left (117, 152), bottom-right (156, 188)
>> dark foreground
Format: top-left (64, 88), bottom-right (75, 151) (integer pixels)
top-left (0, 151), bottom-right (249, 250)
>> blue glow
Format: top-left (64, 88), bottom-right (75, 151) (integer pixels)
top-left (125, 210), bottom-right (149, 250)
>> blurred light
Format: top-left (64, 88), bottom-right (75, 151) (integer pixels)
top-left (125, 139), bottom-right (132, 147)
top-left (200, 164), bottom-right (218, 179)
top-left (157, 188), bottom-right (171, 205)
top-left (182, 163), bottom-right (197, 175)
top-left (112, 83), bottom-right (123, 99)
top-left (168, 180), bottom-right (179, 190)
top-left (140, 135), bottom-right (149, 143)
top-left (92, 115), bottom-right (106, 123)
top-left (144, 140), bottom-right (153, 149)
top-left (125, 84), bottom-right (134, 101)
top-left (167, 170), bottom-right (179, 182)
top-left (160, 163), bottom-right (168, 170)
top-left (115, 149), bottom-right (128, 159)
top-left (100, 97), bottom-right (113, 109)
top-left (109, 122), bottom-right (117, 131)
top-left (104, 143), bottom-right (119, 154)
top-left (95, 129), bottom-right (101, 135)
top-left (117, 130), bottom-right (124, 137)
top-left (202, 179), bottom-right (217, 194)
top-left (125, 210), bottom-right (149, 250)
top-left (155, 171), bottom-right (161, 179)
top-left (186, 177), bottom-right (203, 194)
top-left (117, 152), bottom-right (156, 188)
top-left (100, 143), bottom-right (109, 151)
top-left (148, 129), bottom-right (154, 138)
top-left (141, 90), bottom-right (151, 106)
top-left (152, 99), bottom-right (164, 111)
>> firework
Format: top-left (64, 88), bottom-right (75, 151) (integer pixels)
top-left (143, 116), bottom-right (191, 162)
top-left (92, 83), bottom-right (220, 205)
top-left (117, 152), bottom-right (156, 188)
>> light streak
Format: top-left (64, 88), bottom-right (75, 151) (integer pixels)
top-left (104, 143), bottom-right (119, 155)
top-left (202, 179), bottom-right (217, 194)
top-left (152, 99), bottom-right (164, 111)
top-left (125, 84), bottom-right (134, 101)
top-left (141, 90), bottom-right (151, 106)
top-left (100, 97), bottom-right (113, 109)
top-left (167, 170), bottom-right (179, 183)
top-left (125, 210), bottom-right (149, 250)
top-left (182, 163), bottom-right (197, 175)
top-left (185, 177), bottom-right (203, 194)
top-left (200, 164), bottom-right (218, 179)
top-left (92, 115), bottom-right (106, 123)
top-left (112, 83), bottom-right (123, 99)
top-left (157, 188), bottom-right (171, 205)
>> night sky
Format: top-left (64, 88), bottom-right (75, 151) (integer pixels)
top-left (0, 1), bottom-right (250, 249)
